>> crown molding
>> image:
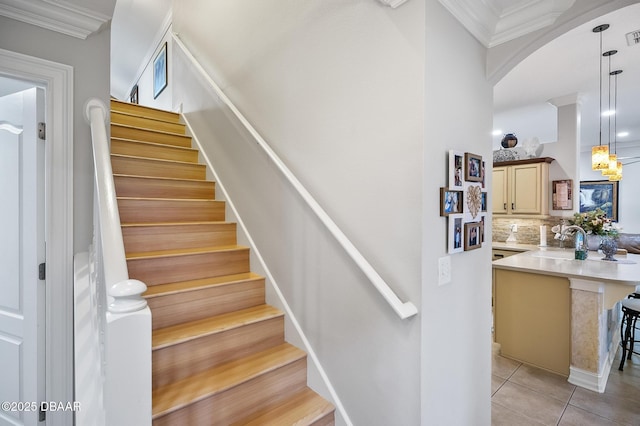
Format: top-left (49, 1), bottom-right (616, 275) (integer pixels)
top-left (439, 0), bottom-right (575, 48)
top-left (547, 92), bottom-right (583, 107)
top-left (377, 0), bottom-right (410, 8)
top-left (0, 0), bottom-right (111, 39)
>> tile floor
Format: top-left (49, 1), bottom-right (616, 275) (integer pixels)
top-left (492, 348), bottom-right (640, 425)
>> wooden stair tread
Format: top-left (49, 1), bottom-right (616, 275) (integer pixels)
top-left (143, 272), bottom-right (263, 297)
top-left (126, 244), bottom-right (247, 260)
top-left (117, 196), bottom-right (219, 202)
top-left (117, 198), bottom-right (226, 224)
top-left (111, 112), bottom-right (186, 134)
top-left (112, 155), bottom-right (206, 180)
top-left (110, 99), bottom-right (181, 122)
top-left (232, 387), bottom-right (334, 426)
top-left (111, 137), bottom-right (197, 153)
top-left (111, 109), bottom-right (180, 123)
top-left (121, 220), bottom-right (229, 228)
top-left (152, 304), bottom-right (283, 349)
top-left (111, 153), bottom-right (204, 168)
top-left (111, 103), bottom-right (321, 425)
top-left (111, 122), bottom-right (188, 139)
top-left (111, 124), bottom-right (192, 148)
top-left (113, 173), bottom-right (211, 184)
top-left (152, 343), bottom-right (306, 418)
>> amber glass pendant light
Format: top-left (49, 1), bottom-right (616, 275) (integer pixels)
top-left (602, 53), bottom-right (618, 177)
top-left (608, 69), bottom-right (623, 181)
top-left (592, 24), bottom-right (610, 170)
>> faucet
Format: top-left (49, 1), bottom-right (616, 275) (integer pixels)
top-left (561, 225), bottom-right (589, 259)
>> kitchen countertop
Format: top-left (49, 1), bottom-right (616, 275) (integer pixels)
top-left (492, 247), bottom-right (640, 287)
top-left (492, 242), bottom-right (541, 252)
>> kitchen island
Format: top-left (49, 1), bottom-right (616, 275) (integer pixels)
top-left (492, 247), bottom-right (640, 392)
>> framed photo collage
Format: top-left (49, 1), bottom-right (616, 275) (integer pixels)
top-left (440, 150), bottom-right (487, 254)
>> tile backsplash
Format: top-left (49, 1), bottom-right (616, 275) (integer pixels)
top-left (493, 216), bottom-right (567, 247)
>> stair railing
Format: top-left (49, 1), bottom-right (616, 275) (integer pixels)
top-left (172, 34), bottom-right (418, 320)
top-left (80, 98), bottom-right (152, 426)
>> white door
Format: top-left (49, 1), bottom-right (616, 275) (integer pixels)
top-left (0, 87), bottom-right (46, 426)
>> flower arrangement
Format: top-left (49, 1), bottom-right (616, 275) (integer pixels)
top-left (569, 208), bottom-right (620, 237)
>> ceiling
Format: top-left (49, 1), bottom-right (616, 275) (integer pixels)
top-left (2, 0), bottom-right (638, 153)
top-left (110, 0), bottom-right (172, 100)
top-left (492, 2), bottom-right (640, 151)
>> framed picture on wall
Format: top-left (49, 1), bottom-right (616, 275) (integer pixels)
top-left (448, 150), bottom-right (465, 190)
top-left (448, 214), bottom-right (464, 254)
top-left (464, 222), bottom-right (482, 251)
top-left (440, 188), bottom-right (463, 216)
top-left (153, 42), bottom-right (168, 99)
top-left (552, 179), bottom-right (573, 210)
top-left (129, 84), bottom-right (138, 104)
top-left (579, 180), bottom-right (619, 221)
top-left (464, 152), bottom-right (483, 182)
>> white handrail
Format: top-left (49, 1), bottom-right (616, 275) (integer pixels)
top-left (172, 34), bottom-right (417, 320)
top-left (83, 98), bottom-right (151, 426)
top-left (84, 98), bottom-right (148, 313)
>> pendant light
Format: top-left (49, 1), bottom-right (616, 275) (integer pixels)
top-left (592, 24), bottom-right (610, 170)
top-left (602, 49), bottom-right (618, 177)
top-left (609, 69), bottom-right (623, 181)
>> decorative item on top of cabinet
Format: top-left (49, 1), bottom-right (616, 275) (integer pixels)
top-left (492, 157), bottom-right (554, 216)
top-left (501, 133), bottom-right (518, 148)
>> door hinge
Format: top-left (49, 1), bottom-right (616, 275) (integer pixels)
top-left (39, 263), bottom-right (45, 280)
top-left (38, 122), bottom-right (46, 140)
top-left (39, 405), bottom-right (45, 422)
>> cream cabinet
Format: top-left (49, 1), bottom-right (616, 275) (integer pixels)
top-left (492, 158), bottom-right (553, 216)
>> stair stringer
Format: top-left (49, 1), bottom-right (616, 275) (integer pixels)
top-left (182, 114), bottom-right (351, 426)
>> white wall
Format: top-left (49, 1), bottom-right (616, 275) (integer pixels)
top-left (126, 0), bottom-right (497, 422)
top-left (545, 101), bottom-right (582, 218)
top-left (172, 1), bottom-right (424, 424)
top-left (0, 15), bottom-right (113, 252)
top-left (423, 2), bottom-right (492, 424)
top-left (0, 15), bottom-right (113, 426)
top-left (133, 31), bottom-right (173, 110)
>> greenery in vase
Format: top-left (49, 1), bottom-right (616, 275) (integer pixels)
top-left (569, 208), bottom-right (620, 237)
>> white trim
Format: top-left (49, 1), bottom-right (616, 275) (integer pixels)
top-left (377, 0), bottom-right (410, 8)
top-left (184, 115), bottom-right (354, 426)
top-left (0, 47), bottom-right (74, 426)
top-left (172, 32), bottom-right (417, 320)
top-left (0, 0), bottom-right (110, 39)
top-left (569, 278), bottom-right (604, 293)
top-left (568, 325), bottom-right (619, 393)
top-left (438, 0), bottom-right (575, 48)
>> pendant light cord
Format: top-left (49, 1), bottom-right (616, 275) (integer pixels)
top-left (599, 30), bottom-right (603, 147)
top-left (607, 53), bottom-right (612, 152)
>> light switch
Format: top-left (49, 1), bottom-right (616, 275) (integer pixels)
top-left (438, 256), bottom-right (451, 286)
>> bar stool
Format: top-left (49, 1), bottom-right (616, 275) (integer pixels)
top-left (619, 293), bottom-right (640, 371)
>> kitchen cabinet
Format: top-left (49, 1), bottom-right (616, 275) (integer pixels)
top-left (492, 248), bottom-right (639, 391)
top-left (493, 268), bottom-right (571, 376)
top-left (492, 157), bottom-right (553, 216)
top-left (492, 248), bottom-right (522, 261)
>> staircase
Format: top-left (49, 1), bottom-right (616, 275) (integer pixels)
top-left (110, 99), bottom-right (335, 425)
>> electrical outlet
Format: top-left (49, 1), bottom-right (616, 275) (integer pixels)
top-left (438, 256), bottom-right (451, 286)
top-left (511, 223), bottom-right (518, 232)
